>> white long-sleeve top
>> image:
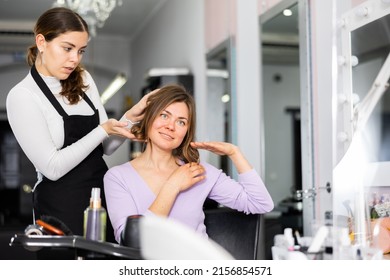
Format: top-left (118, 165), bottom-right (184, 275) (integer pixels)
top-left (6, 69), bottom-right (126, 182)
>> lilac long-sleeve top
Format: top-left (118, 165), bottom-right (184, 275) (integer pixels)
top-left (104, 161), bottom-right (274, 243)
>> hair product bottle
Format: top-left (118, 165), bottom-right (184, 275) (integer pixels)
top-left (83, 188), bottom-right (106, 242)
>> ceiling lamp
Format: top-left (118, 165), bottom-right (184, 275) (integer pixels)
top-left (53, 0), bottom-right (123, 37)
top-left (100, 73), bottom-right (127, 105)
top-left (283, 9), bottom-right (292, 17)
top-left (147, 68), bottom-right (191, 77)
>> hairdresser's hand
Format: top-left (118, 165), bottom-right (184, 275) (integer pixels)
top-left (191, 141), bottom-right (238, 157)
top-left (124, 88), bottom-right (160, 123)
top-left (165, 162), bottom-right (206, 193)
top-left (191, 141), bottom-right (252, 174)
top-left (100, 118), bottom-right (137, 139)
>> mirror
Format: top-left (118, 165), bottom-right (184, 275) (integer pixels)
top-left (351, 13), bottom-right (390, 162)
top-left (260, 1), bottom-right (304, 260)
top-left (333, 0), bottom-right (390, 246)
top-left (205, 39), bottom-right (234, 176)
top-left (261, 1), bottom-right (301, 229)
top-left (336, 1), bottom-right (390, 162)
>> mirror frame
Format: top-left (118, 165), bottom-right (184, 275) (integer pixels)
top-left (259, 0), bottom-right (314, 235)
top-left (333, 0), bottom-right (390, 246)
top-left (338, 0), bottom-right (390, 157)
top-left (206, 37), bottom-right (235, 177)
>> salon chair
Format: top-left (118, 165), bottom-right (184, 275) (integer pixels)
top-left (204, 206), bottom-right (264, 260)
top-left (120, 208), bottom-right (263, 260)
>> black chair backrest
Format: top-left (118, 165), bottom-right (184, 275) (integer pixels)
top-left (204, 207), bottom-right (263, 260)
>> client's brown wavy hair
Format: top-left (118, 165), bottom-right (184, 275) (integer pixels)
top-left (131, 84), bottom-right (199, 163)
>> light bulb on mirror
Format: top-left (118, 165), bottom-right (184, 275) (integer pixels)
top-left (351, 56), bottom-right (359, 67)
top-left (355, 7), bottom-right (369, 17)
top-left (338, 56), bottom-right (346, 66)
top-left (338, 94), bottom-right (348, 105)
top-left (352, 93), bottom-right (360, 106)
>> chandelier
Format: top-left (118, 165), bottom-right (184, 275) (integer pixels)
top-left (53, 0), bottom-right (123, 37)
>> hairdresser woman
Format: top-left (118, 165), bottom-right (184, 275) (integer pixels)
top-left (6, 7), bottom-right (152, 252)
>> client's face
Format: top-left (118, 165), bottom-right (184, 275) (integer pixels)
top-left (149, 102), bottom-right (189, 152)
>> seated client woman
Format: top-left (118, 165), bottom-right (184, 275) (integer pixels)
top-left (103, 84), bottom-right (274, 243)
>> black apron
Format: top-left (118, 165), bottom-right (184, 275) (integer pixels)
top-left (31, 65), bottom-right (114, 242)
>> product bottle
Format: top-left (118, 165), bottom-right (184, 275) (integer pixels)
top-left (83, 188), bottom-right (107, 242)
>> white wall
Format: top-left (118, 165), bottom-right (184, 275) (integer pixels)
top-left (263, 64), bottom-right (300, 205)
top-left (235, 0), bottom-right (263, 176)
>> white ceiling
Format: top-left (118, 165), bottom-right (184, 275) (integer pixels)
top-left (0, 0), bottom-right (164, 52)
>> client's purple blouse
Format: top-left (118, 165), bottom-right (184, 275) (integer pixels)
top-left (104, 161), bottom-right (274, 243)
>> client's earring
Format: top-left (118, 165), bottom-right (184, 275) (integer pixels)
top-left (141, 139), bottom-right (148, 152)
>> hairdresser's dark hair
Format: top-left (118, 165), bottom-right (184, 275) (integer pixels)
top-left (131, 84), bottom-right (199, 163)
top-left (27, 7), bottom-right (89, 104)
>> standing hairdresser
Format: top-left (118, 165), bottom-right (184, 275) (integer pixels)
top-left (6, 7), bottom-right (153, 250)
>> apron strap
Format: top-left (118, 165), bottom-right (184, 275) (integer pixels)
top-left (31, 64), bottom-right (68, 117)
top-left (31, 64), bottom-right (97, 115)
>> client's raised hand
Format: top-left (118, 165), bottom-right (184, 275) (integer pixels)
top-left (191, 141), bottom-right (252, 174)
top-left (190, 141), bottom-right (238, 157)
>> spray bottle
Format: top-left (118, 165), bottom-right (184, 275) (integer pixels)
top-left (83, 188), bottom-right (107, 242)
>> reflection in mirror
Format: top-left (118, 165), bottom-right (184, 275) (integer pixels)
top-left (261, 2), bottom-right (301, 231)
top-left (262, 4), bottom-right (299, 64)
top-left (206, 39), bottom-right (232, 176)
top-left (351, 13), bottom-right (390, 162)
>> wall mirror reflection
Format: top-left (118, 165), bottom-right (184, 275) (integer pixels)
top-left (261, 1), bottom-right (302, 233)
top-left (351, 13), bottom-right (390, 162)
top-left (206, 39), bottom-right (233, 176)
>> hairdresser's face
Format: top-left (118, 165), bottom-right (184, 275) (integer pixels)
top-left (36, 31), bottom-right (88, 80)
top-left (149, 102), bottom-right (189, 152)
